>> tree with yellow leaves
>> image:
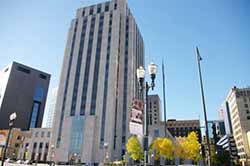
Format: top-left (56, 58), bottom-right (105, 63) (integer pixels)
top-left (176, 132), bottom-right (201, 164)
top-left (126, 136), bottom-right (143, 162)
top-left (176, 137), bottom-right (189, 162)
top-left (186, 132), bottom-right (201, 163)
top-left (151, 137), bottom-right (175, 160)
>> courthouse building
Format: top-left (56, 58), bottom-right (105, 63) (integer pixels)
top-left (50, 0), bottom-right (145, 163)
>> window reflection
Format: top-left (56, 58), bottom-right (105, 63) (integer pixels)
top-left (30, 102), bottom-right (40, 128)
top-left (34, 87), bottom-right (44, 102)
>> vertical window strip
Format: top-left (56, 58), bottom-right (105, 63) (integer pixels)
top-left (121, 17), bottom-right (129, 153)
top-left (70, 18), bottom-right (88, 116)
top-left (100, 13), bottom-right (112, 147)
top-left (90, 14), bottom-right (104, 115)
top-left (113, 15), bottom-right (122, 150)
top-left (57, 19), bottom-right (78, 147)
top-left (80, 16), bottom-right (96, 115)
top-left (135, 26), bottom-right (139, 99)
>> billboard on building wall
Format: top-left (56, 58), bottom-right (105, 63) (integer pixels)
top-left (129, 99), bottom-right (144, 136)
top-left (0, 130), bottom-right (8, 146)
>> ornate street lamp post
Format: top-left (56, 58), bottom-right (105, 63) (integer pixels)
top-left (137, 63), bottom-right (157, 166)
top-left (1, 112), bottom-right (17, 166)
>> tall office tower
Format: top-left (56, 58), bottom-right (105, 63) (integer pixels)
top-left (46, 87), bottom-right (58, 128)
top-left (147, 95), bottom-right (174, 140)
top-left (226, 86), bottom-right (250, 165)
top-left (147, 95), bottom-right (162, 138)
top-left (0, 62), bottom-right (50, 130)
top-left (50, 0), bottom-right (144, 163)
top-left (148, 95), bottom-right (161, 126)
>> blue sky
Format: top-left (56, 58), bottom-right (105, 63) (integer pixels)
top-left (0, 0), bottom-right (249, 126)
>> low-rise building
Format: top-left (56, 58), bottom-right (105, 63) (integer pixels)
top-left (18, 128), bottom-right (51, 162)
top-left (0, 128), bottom-right (29, 160)
top-left (166, 119), bottom-right (202, 142)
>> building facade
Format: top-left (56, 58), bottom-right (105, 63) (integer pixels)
top-left (50, 0), bottom-right (144, 163)
top-left (46, 87), bottom-right (58, 128)
top-left (217, 134), bottom-right (239, 164)
top-left (207, 120), bottom-right (226, 144)
top-left (219, 101), bottom-right (234, 135)
top-left (167, 119), bottom-right (202, 142)
top-left (226, 86), bottom-right (250, 165)
top-left (18, 128), bottom-right (51, 163)
top-left (147, 95), bottom-right (173, 142)
top-left (148, 94), bottom-right (162, 139)
top-left (148, 95), bottom-right (161, 127)
top-left (0, 128), bottom-right (30, 160)
top-left (0, 62), bottom-right (50, 130)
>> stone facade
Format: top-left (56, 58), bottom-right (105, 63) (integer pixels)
top-left (50, 0), bottom-right (144, 163)
top-left (167, 119), bottom-right (202, 142)
top-left (226, 86), bottom-right (250, 165)
top-left (18, 128), bottom-right (51, 163)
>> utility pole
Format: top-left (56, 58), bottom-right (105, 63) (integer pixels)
top-left (196, 47), bottom-right (211, 166)
top-left (162, 60), bottom-right (167, 137)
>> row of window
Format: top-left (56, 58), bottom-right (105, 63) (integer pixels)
top-left (235, 134), bottom-right (243, 141)
top-left (168, 127), bottom-right (198, 130)
top-left (31, 152), bottom-right (48, 162)
top-left (30, 142), bottom-right (49, 162)
top-left (243, 97), bottom-right (250, 102)
top-left (236, 91), bottom-right (250, 98)
top-left (16, 66), bottom-right (48, 80)
top-left (34, 131), bottom-right (51, 138)
top-left (82, 1), bottom-right (117, 17)
top-left (149, 115), bottom-right (158, 125)
top-left (239, 154), bottom-right (247, 159)
top-left (170, 130), bottom-right (200, 137)
top-left (33, 142), bottom-right (49, 149)
top-left (167, 123), bottom-right (199, 127)
top-left (238, 147), bottom-right (245, 153)
top-left (149, 109), bottom-right (158, 113)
